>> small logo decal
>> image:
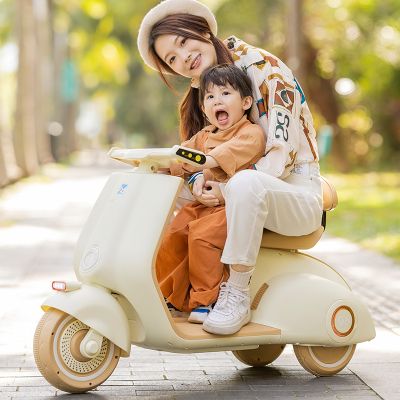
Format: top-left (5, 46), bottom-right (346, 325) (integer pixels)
top-left (117, 184), bottom-right (128, 195)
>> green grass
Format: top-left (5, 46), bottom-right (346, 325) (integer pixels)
top-left (324, 173), bottom-right (400, 263)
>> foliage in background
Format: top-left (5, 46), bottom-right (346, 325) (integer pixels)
top-left (305, 0), bottom-right (400, 170)
top-left (325, 173), bottom-right (400, 262)
top-left (0, 0), bottom-right (399, 166)
top-left (50, 0), bottom-right (400, 170)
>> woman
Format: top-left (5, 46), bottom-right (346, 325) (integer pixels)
top-left (137, 0), bottom-right (323, 335)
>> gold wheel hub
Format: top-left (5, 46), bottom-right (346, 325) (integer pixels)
top-left (59, 319), bottom-right (108, 373)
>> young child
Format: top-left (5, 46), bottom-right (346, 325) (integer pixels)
top-left (156, 64), bottom-right (265, 325)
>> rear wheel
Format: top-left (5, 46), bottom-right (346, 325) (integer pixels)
top-left (33, 308), bottom-right (120, 393)
top-left (293, 344), bottom-right (356, 376)
top-left (232, 344), bottom-right (286, 367)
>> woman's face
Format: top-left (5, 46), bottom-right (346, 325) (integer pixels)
top-left (154, 34), bottom-right (218, 81)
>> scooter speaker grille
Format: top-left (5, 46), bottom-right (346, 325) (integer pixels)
top-left (59, 319), bottom-right (108, 373)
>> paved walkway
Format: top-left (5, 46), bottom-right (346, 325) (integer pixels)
top-left (0, 151), bottom-right (399, 399)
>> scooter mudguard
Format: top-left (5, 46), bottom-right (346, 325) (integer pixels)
top-left (251, 272), bottom-right (376, 346)
top-left (41, 284), bottom-right (131, 356)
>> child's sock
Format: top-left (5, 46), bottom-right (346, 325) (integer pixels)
top-left (227, 267), bottom-right (254, 292)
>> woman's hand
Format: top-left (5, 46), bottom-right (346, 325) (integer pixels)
top-left (192, 175), bottom-right (220, 207)
top-left (204, 181), bottom-right (225, 206)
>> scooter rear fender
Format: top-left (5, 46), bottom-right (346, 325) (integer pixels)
top-left (41, 283), bottom-right (131, 357)
top-left (251, 272), bottom-right (376, 346)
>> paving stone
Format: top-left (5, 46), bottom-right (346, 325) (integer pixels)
top-left (162, 365), bottom-right (203, 371)
top-left (202, 367), bottom-right (238, 374)
top-left (335, 396), bottom-right (379, 400)
top-left (327, 384), bottom-right (372, 390)
top-left (136, 390), bottom-right (214, 396)
top-left (100, 380), bottom-right (134, 386)
top-left (251, 384), bottom-right (329, 392)
top-left (331, 389), bottom-right (378, 396)
top-left (163, 372), bottom-right (208, 380)
top-left (129, 372), bottom-right (167, 380)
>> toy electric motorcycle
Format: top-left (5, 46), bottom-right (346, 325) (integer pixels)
top-left (33, 146), bottom-right (375, 393)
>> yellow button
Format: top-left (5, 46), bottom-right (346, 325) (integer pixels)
top-left (188, 153), bottom-right (192, 158)
top-left (182, 151), bottom-right (185, 155)
top-left (195, 155), bottom-right (201, 162)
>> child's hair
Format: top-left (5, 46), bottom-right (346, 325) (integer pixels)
top-left (148, 14), bottom-right (233, 142)
top-left (199, 64), bottom-right (254, 120)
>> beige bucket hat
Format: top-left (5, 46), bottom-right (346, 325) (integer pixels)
top-left (137, 0), bottom-right (217, 71)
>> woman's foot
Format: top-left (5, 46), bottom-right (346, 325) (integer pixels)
top-left (188, 304), bottom-right (213, 323)
top-left (202, 282), bottom-right (251, 334)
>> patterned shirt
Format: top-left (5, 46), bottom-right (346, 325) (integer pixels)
top-left (225, 36), bottom-right (319, 179)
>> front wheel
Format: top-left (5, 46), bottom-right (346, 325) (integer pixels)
top-left (232, 344), bottom-right (286, 367)
top-left (33, 308), bottom-right (120, 393)
top-left (293, 344), bottom-right (356, 376)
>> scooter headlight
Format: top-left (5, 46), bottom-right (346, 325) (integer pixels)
top-left (52, 281), bottom-right (66, 291)
top-left (52, 281), bottom-right (82, 292)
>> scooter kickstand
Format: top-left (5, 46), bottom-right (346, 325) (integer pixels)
top-left (80, 328), bottom-right (104, 358)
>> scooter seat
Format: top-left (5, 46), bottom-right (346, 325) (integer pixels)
top-left (260, 176), bottom-right (337, 250)
top-left (261, 226), bottom-right (324, 250)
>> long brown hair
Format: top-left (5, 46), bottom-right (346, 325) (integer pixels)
top-left (148, 14), bottom-right (233, 141)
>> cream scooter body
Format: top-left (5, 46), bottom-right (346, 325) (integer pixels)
top-left (39, 146), bottom-right (375, 386)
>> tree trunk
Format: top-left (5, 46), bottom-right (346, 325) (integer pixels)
top-left (13, 0), bottom-right (39, 176)
top-left (0, 138), bottom-right (8, 187)
top-left (33, 0), bottom-right (54, 164)
top-left (286, 0), bottom-right (306, 89)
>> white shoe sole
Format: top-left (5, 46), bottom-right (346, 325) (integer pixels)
top-left (202, 311), bottom-right (251, 335)
top-left (188, 313), bottom-right (209, 324)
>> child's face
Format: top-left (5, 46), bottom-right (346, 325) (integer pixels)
top-left (202, 84), bottom-right (252, 130)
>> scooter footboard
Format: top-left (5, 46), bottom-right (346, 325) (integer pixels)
top-left (250, 273), bottom-right (376, 346)
top-left (42, 284), bottom-right (131, 356)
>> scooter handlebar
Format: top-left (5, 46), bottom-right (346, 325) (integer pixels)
top-left (171, 145), bottom-right (206, 166)
top-left (107, 146), bottom-right (206, 168)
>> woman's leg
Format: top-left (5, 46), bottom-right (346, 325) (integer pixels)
top-left (221, 168), bottom-right (323, 266)
top-left (203, 167), bottom-right (323, 334)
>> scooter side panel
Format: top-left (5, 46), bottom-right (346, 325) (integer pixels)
top-left (249, 256), bottom-right (376, 346)
top-left (73, 173), bottom-right (125, 283)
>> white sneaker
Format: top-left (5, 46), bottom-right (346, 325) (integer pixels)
top-left (202, 282), bottom-right (251, 335)
top-left (188, 304), bottom-right (213, 324)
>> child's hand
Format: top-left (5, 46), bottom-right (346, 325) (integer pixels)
top-left (192, 175), bottom-right (219, 207)
top-left (192, 174), bottom-right (205, 197)
top-left (204, 181), bottom-right (225, 206)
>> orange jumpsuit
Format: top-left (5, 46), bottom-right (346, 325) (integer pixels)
top-left (156, 116), bottom-right (265, 312)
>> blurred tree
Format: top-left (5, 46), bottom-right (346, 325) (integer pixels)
top-left (13, 0), bottom-right (39, 177)
top-left (304, 0), bottom-right (400, 170)
top-left (33, 0), bottom-right (54, 165)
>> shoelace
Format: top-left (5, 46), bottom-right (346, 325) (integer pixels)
top-left (213, 282), bottom-right (248, 315)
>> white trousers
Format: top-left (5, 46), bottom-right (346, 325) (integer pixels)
top-left (221, 163), bottom-right (324, 266)
top-left (174, 162), bottom-right (323, 267)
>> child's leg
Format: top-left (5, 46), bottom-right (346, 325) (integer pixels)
top-left (156, 201), bottom-right (213, 312)
top-left (187, 205), bottom-right (229, 310)
top-left (156, 201), bottom-right (201, 313)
